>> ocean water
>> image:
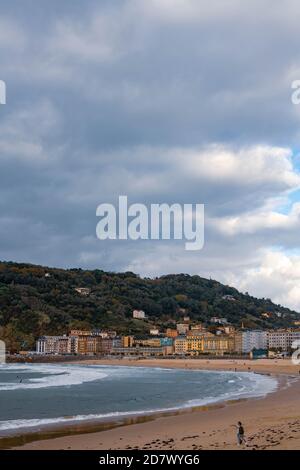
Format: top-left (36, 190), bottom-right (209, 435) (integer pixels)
top-left (0, 363), bottom-right (277, 435)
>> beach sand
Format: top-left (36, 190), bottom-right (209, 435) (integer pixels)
top-left (6, 358), bottom-right (300, 450)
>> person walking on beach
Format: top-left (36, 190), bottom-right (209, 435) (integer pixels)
top-left (233, 421), bottom-right (246, 446)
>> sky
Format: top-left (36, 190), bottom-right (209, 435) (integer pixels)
top-left (1, 0), bottom-right (300, 310)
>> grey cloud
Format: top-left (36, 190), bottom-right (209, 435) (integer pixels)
top-left (1, 1), bottom-right (300, 308)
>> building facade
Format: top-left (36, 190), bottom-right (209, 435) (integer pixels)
top-left (132, 310), bottom-right (146, 319)
top-left (166, 328), bottom-right (178, 338)
top-left (236, 330), bottom-right (268, 353)
top-left (176, 323), bottom-right (190, 335)
top-left (36, 335), bottom-right (76, 354)
top-left (268, 330), bottom-right (300, 351)
top-left (174, 337), bottom-right (188, 355)
top-left (121, 336), bottom-right (134, 348)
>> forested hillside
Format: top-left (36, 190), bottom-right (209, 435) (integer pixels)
top-left (0, 261), bottom-right (299, 351)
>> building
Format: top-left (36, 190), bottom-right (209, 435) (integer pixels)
top-left (70, 329), bottom-right (92, 337)
top-left (186, 328), bottom-right (206, 337)
top-left (190, 324), bottom-right (204, 331)
top-left (268, 330), bottom-right (300, 351)
top-left (121, 336), bottom-right (134, 348)
top-left (36, 335), bottom-right (76, 355)
top-left (186, 332), bottom-right (234, 355)
top-left (68, 330), bottom-right (113, 355)
top-left (174, 337), bottom-right (188, 355)
top-left (77, 335), bottom-right (99, 354)
top-left (202, 335), bottom-right (234, 355)
top-left (176, 323), bottom-right (189, 335)
top-left (150, 328), bottom-right (160, 336)
top-left (74, 287), bottom-right (91, 296)
top-left (222, 295), bottom-right (236, 301)
top-left (136, 337), bottom-right (174, 349)
top-left (250, 349), bottom-right (268, 359)
top-left (76, 335), bottom-right (113, 355)
top-left (70, 329), bottom-right (116, 339)
top-left (160, 337), bottom-right (173, 347)
top-left (186, 335), bottom-right (204, 354)
top-left (234, 331), bottom-right (243, 353)
top-left (261, 312), bottom-right (271, 319)
top-left (101, 330), bottom-right (117, 339)
top-left (112, 337), bottom-right (122, 348)
top-left (111, 346), bottom-right (168, 356)
top-left (210, 317), bottom-right (228, 324)
top-left (132, 310), bottom-right (146, 319)
top-left (135, 338), bottom-right (161, 348)
top-left (224, 325), bottom-right (235, 335)
top-left (166, 328), bottom-right (178, 338)
top-left (99, 338), bottom-right (113, 354)
top-left (235, 330), bottom-right (268, 353)
top-left (186, 332), bottom-right (214, 354)
top-left (268, 330), bottom-right (288, 350)
top-left (164, 345), bottom-right (174, 355)
top-left (68, 335), bottom-right (78, 354)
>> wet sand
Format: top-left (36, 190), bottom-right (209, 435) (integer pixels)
top-left (5, 358), bottom-right (300, 450)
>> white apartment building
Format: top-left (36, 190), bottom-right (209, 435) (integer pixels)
top-left (36, 335), bottom-right (78, 354)
top-left (211, 317), bottom-right (228, 324)
top-left (268, 330), bottom-right (300, 351)
top-left (150, 329), bottom-right (160, 336)
top-left (241, 330), bottom-right (268, 353)
top-left (133, 309), bottom-right (146, 319)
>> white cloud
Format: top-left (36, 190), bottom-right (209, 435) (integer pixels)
top-left (211, 201), bottom-right (300, 236)
top-left (139, 0), bottom-right (245, 23)
top-left (229, 251), bottom-right (300, 311)
top-left (175, 145), bottom-right (299, 187)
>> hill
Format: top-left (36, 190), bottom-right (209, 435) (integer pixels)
top-left (0, 261), bottom-right (299, 351)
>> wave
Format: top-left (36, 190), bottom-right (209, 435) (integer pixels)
top-left (0, 369), bottom-right (277, 433)
top-left (0, 364), bottom-right (108, 390)
top-left (186, 371), bottom-right (277, 407)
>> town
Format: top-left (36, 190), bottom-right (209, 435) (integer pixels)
top-left (32, 309), bottom-right (300, 360)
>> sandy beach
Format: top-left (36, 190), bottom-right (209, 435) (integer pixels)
top-left (5, 358), bottom-right (300, 451)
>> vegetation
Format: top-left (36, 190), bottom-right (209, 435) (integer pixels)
top-left (0, 261), bottom-right (299, 351)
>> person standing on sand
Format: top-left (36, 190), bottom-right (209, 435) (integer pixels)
top-left (233, 421), bottom-right (246, 446)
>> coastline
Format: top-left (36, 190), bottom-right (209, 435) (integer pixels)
top-left (2, 358), bottom-right (300, 450)
top-left (68, 356), bottom-right (300, 375)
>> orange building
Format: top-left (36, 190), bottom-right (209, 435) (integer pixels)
top-left (166, 328), bottom-right (178, 338)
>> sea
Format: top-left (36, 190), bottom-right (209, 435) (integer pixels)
top-left (0, 363), bottom-right (277, 435)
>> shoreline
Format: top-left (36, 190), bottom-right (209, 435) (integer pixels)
top-left (2, 359), bottom-right (300, 450)
top-left (67, 357), bottom-right (300, 375)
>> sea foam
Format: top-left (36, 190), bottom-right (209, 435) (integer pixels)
top-left (0, 363), bottom-right (107, 391)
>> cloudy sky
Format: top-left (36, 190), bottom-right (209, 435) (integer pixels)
top-left (1, 0), bottom-right (300, 310)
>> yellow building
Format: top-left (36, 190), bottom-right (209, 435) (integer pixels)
top-left (136, 338), bottom-right (161, 348)
top-left (233, 331), bottom-right (243, 353)
top-left (70, 329), bottom-right (92, 337)
top-left (121, 336), bottom-right (134, 348)
top-left (186, 335), bottom-right (205, 354)
top-left (187, 333), bottom-right (234, 355)
top-left (77, 335), bottom-right (99, 354)
top-left (203, 335), bottom-right (234, 354)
